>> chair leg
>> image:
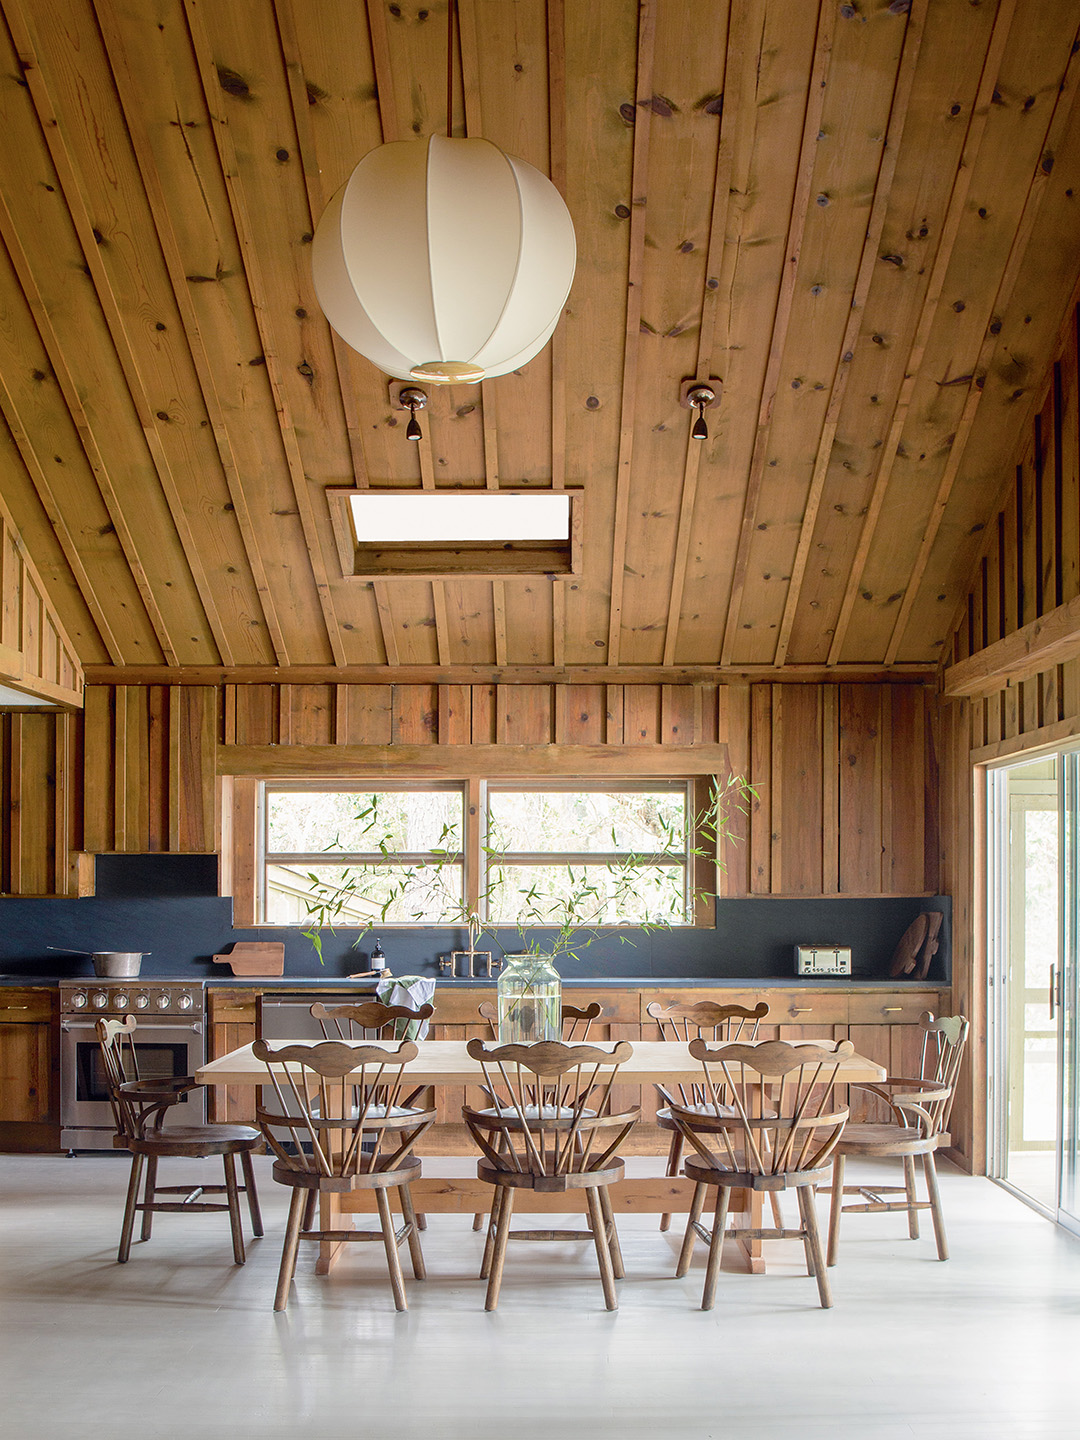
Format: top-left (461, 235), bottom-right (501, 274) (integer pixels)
top-left (480, 1184), bottom-right (505, 1280)
top-left (586, 1185), bottom-right (619, 1311)
top-left (701, 1186), bottom-right (730, 1311)
top-left (416, 1213), bottom-right (427, 1231)
top-left (302, 1189), bottom-right (317, 1232)
top-left (398, 1184), bottom-right (427, 1280)
top-left (472, 1210), bottom-right (485, 1231)
top-left (484, 1186), bottom-right (515, 1311)
top-left (826, 1151), bottom-right (845, 1267)
top-left (240, 1149), bottom-right (263, 1237)
top-left (118, 1152), bottom-right (145, 1263)
top-left (768, 1188), bottom-right (784, 1231)
top-left (659, 1130), bottom-right (684, 1232)
top-left (676, 1181), bottom-right (707, 1278)
top-left (903, 1154), bottom-right (921, 1238)
top-left (222, 1152), bottom-right (246, 1265)
top-left (274, 1188), bottom-right (306, 1312)
top-left (798, 1184), bottom-right (833, 1309)
top-left (598, 1185), bottom-right (624, 1280)
top-left (140, 1156), bottom-right (157, 1242)
top-left (376, 1185), bottom-right (408, 1311)
top-left (922, 1151), bottom-right (949, 1260)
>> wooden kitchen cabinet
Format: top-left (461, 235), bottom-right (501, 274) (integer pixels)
top-left (204, 981), bottom-right (953, 1149)
top-left (0, 987), bottom-right (59, 1152)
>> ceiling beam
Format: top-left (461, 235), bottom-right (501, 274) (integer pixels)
top-left (943, 591), bottom-right (1080, 698)
top-left (85, 662), bottom-right (935, 687)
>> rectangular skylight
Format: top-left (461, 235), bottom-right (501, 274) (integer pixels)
top-left (348, 491), bottom-right (571, 543)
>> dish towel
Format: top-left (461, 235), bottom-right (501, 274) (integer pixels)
top-left (376, 975), bottom-right (436, 1039)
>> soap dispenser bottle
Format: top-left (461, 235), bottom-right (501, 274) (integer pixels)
top-left (370, 938), bottom-right (388, 977)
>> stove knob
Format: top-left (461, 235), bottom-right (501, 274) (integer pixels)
top-left (156, 993), bottom-right (171, 1010)
top-left (70, 991), bottom-right (87, 1009)
top-left (176, 992), bottom-right (193, 1012)
top-left (133, 993), bottom-right (149, 1010)
top-left (114, 993), bottom-right (129, 1010)
top-left (91, 991), bottom-right (108, 1009)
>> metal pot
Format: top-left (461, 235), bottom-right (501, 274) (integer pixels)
top-left (91, 952), bottom-right (146, 977)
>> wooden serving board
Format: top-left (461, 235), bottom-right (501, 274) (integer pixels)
top-left (212, 942), bottom-right (285, 977)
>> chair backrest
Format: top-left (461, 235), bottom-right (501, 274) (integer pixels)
top-left (672, 1037), bottom-right (854, 1180)
top-left (477, 999), bottom-right (603, 1042)
top-left (463, 1038), bottom-right (638, 1178)
top-left (252, 1038), bottom-right (430, 1178)
top-left (310, 1000), bottom-right (434, 1042)
top-left (911, 1011), bottom-right (969, 1135)
top-left (646, 1000), bottom-right (770, 1106)
top-left (95, 1015), bottom-right (141, 1141)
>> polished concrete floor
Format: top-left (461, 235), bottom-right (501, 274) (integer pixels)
top-left (2, 1150), bottom-right (1078, 1440)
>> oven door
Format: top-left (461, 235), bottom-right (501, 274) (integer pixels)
top-left (60, 1018), bottom-right (206, 1150)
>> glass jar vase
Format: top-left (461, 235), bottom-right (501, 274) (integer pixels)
top-left (496, 954), bottom-right (561, 1043)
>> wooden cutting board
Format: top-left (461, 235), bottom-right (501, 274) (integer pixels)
top-left (212, 942), bottom-right (285, 977)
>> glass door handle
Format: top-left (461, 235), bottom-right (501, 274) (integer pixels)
top-left (1050, 964), bottom-right (1057, 1021)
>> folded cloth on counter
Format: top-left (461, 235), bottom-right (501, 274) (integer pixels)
top-left (376, 976), bottom-right (436, 1038)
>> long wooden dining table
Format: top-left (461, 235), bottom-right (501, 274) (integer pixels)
top-left (197, 1038), bottom-right (886, 1275)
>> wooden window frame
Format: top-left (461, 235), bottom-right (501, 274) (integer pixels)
top-left (326, 488), bottom-right (584, 580)
top-left (225, 774), bottom-right (717, 931)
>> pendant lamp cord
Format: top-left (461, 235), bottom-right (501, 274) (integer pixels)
top-left (446, 0), bottom-right (457, 138)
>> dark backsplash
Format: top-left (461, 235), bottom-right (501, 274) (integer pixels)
top-left (0, 854), bottom-right (950, 984)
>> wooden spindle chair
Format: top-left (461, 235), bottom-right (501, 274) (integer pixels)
top-left (463, 1038), bottom-right (639, 1311)
top-left (826, 1012), bottom-right (969, 1265)
top-left (477, 998), bottom-right (603, 1042)
top-left (645, 1000), bottom-right (770, 1231)
top-left (97, 1016), bottom-right (263, 1265)
top-left (253, 1037), bottom-right (436, 1311)
top-left (471, 1000), bottom-right (604, 1231)
top-left (671, 1037), bottom-right (854, 1309)
top-left (310, 1000), bottom-right (435, 1229)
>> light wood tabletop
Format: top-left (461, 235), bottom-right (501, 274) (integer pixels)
top-left (197, 1038), bottom-right (887, 1089)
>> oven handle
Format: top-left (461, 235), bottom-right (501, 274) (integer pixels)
top-left (62, 1019), bottom-right (203, 1034)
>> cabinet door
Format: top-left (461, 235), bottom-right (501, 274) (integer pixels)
top-left (0, 1022), bottom-right (51, 1124)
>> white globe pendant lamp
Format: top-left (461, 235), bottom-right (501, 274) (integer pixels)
top-left (312, 132), bottom-right (576, 385)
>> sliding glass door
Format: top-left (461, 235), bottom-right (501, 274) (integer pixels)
top-left (989, 756), bottom-right (1059, 1212)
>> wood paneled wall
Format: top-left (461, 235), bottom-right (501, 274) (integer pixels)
top-left (36, 679), bottom-right (940, 901)
top-left (0, 493), bottom-right (82, 708)
top-left (0, 711), bottom-right (80, 895)
top-left (939, 296), bottom-right (1080, 1174)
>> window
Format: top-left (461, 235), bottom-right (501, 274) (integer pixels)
top-left (257, 779), bottom-right (704, 928)
top-left (326, 488), bottom-right (582, 578)
top-left (485, 784), bottom-right (692, 926)
top-left (262, 784), bottom-right (464, 926)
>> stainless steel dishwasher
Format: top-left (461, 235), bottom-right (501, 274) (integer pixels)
top-left (255, 989), bottom-right (377, 1043)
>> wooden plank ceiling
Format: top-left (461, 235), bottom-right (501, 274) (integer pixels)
top-left (1, 0), bottom-right (1079, 684)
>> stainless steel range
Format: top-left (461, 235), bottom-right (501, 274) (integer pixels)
top-left (60, 979), bottom-right (206, 1150)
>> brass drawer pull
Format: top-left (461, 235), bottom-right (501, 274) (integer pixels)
top-left (883, 1007), bottom-right (902, 1012)
top-left (791, 1007), bottom-right (813, 1014)
top-left (1, 1005), bottom-right (30, 1010)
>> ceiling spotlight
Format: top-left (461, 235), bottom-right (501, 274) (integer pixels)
top-left (399, 386), bottom-right (428, 441)
top-left (687, 385), bottom-right (716, 441)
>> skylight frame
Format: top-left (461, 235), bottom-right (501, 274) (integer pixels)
top-left (327, 487), bottom-right (583, 579)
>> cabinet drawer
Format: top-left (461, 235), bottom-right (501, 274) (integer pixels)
top-left (0, 990), bottom-right (53, 1024)
top-left (777, 993), bottom-right (850, 1025)
top-left (848, 990), bottom-right (949, 1025)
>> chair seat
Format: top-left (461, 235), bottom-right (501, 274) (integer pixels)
top-left (130, 1124), bottom-right (262, 1157)
top-left (475, 1104), bottom-right (598, 1121)
top-left (683, 1152), bottom-right (830, 1192)
top-left (309, 1101), bottom-right (424, 1120)
top-left (835, 1122), bottom-right (940, 1156)
top-left (657, 1103), bottom-right (737, 1123)
top-left (271, 1152), bottom-right (423, 1192)
top-left (478, 1156), bottom-right (625, 1191)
